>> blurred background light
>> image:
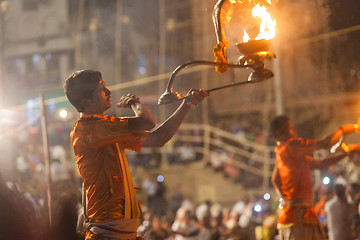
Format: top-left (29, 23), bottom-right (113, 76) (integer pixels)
top-left (157, 175), bottom-right (164, 182)
top-left (254, 203), bottom-right (262, 213)
top-left (59, 109), bottom-right (68, 119)
top-left (322, 176), bottom-right (331, 185)
top-left (263, 193), bottom-right (271, 200)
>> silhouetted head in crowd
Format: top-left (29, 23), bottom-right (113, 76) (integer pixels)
top-left (0, 182), bottom-right (33, 239)
top-left (334, 184), bottom-right (347, 200)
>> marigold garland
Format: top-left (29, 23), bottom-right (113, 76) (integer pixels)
top-left (213, 40), bottom-right (229, 74)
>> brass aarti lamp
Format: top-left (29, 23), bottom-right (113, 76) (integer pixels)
top-left (158, 0), bottom-right (276, 105)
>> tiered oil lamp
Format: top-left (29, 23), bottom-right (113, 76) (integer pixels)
top-left (158, 0), bottom-right (277, 105)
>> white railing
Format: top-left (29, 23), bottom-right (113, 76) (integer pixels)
top-left (162, 123), bottom-right (276, 190)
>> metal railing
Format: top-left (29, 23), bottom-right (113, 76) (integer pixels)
top-left (162, 123), bottom-right (276, 190)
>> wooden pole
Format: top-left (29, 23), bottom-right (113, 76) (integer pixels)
top-left (75, 0), bottom-right (85, 69)
top-left (40, 94), bottom-right (52, 227)
top-left (159, 0), bottom-right (169, 169)
top-left (115, 0), bottom-right (123, 83)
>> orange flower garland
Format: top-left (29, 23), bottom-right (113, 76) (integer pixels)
top-left (213, 40), bottom-right (229, 74)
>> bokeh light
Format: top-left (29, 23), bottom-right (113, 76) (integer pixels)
top-left (263, 193), bottom-right (271, 200)
top-left (157, 175), bottom-right (164, 183)
top-left (254, 203), bottom-right (262, 212)
top-left (322, 176), bottom-right (331, 185)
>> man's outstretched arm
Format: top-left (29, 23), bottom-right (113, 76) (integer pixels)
top-left (143, 89), bottom-right (209, 147)
top-left (310, 151), bottom-right (349, 169)
top-left (317, 124), bottom-right (358, 149)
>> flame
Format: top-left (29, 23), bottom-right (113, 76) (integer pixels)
top-left (243, 30), bottom-right (250, 42)
top-left (340, 118), bottom-right (360, 152)
top-left (243, 3), bottom-right (276, 42)
top-left (252, 4), bottom-right (276, 40)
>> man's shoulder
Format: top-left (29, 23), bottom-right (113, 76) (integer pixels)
top-left (287, 138), bottom-right (316, 147)
top-left (75, 115), bottom-right (128, 128)
top-left (79, 114), bottom-right (119, 122)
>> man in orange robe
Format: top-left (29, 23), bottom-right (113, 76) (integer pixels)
top-left (270, 115), bottom-right (355, 240)
top-left (64, 70), bottom-right (209, 240)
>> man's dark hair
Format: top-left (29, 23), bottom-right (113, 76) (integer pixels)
top-left (270, 115), bottom-right (290, 139)
top-left (334, 184), bottom-right (346, 199)
top-left (64, 70), bottom-right (102, 112)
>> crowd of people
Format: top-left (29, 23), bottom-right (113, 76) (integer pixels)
top-left (3, 172), bottom-right (360, 240)
top-left (4, 115), bottom-right (360, 240)
top-left (4, 119), bottom-right (360, 240)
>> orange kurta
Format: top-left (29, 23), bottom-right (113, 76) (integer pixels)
top-left (70, 114), bottom-right (148, 223)
top-left (275, 137), bottom-right (319, 227)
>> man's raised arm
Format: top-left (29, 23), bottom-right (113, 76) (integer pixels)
top-left (117, 94), bottom-right (156, 132)
top-left (143, 89), bottom-right (209, 147)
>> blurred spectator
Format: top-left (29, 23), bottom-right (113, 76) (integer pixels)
top-left (232, 196), bottom-right (250, 216)
top-left (145, 215), bottom-right (170, 240)
top-left (51, 193), bottom-right (82, 240)
top-left (16, 153), bottom-right (29, 181)
top-left (166, 139), bottom-right (182, 165)
top-left (325, 184), bottom-right (354, 240)
top-left (50, 144), bottom-right (72, 182)
top-left (258, 208), bottom-right (277, 240)
top-left (224, 210), bottom-right (245, 240)
top-left (196, 216), bottom-right (212, 240)
top-left (313, 190), bottom-right (329, 233)
top-left (137, 211), bottom-right (152, 237)
top-left (142, 175), bottom-right (158, 213)
top-left (0, 179), bottom-right (35, 239)
top-left (210, 202), bottom-right (222, 221)
top-left (181, 197), bottom-right (196, 216)
top-left (195, 200), bottom-right (211, 221)
top-left (239, 199), bottom-right (256, 240)
top-left (348, 183), bottom-right (360, 239)
top-left (223, 153), bottom-right (242, 182)
top-left (209, 148), bottom-right (225, 171)
top-left (210, 214), bottom-right (226, 240)
top-left (172, 207), bottom-right (199, 240)
top-left (153, 181), bottom-right (167, 217)
top-left (160, 216), bottom-right (174, 239)
top-left (178, 143), bottom-right (196, 164)
top-left (170, 184), bottom-right (184, 218)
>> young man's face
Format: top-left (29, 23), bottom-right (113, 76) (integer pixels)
top-left (85, 79), bottom-right (112, 114)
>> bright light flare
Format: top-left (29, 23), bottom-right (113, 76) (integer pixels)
top-left (322, 176), bottom-right (331, 185)
top-left (0, 109), bottom-right (18, 124)
top-left (263, 193), bottom-right (271, 200)
top-left (157, 175), bottom-right (164, 183)
top-left (57, 108), bottom-right (73, 121)
top-left (254, 203), bottom-right (262, 212)
top-left (59, 109), bottom-right (68, 119)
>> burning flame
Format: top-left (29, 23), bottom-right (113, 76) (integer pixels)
top-left (243, 3), bottom-right (276, 42)
top-left (243, 29), bottom-right (250, 42)
top-left (341, 118), bottom-right (360, 152)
